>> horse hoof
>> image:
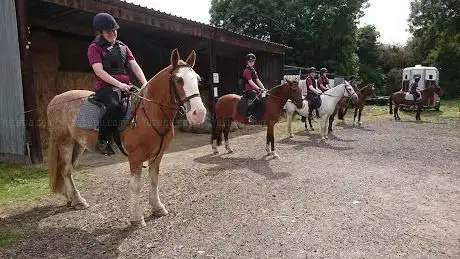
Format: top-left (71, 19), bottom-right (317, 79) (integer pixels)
top-left (131, 218), bottom-right (147, 227)
top-left (358, 121), bottom-right (362, 126)
top-left (152, 206), bottom-right (168, 217)
top-left (72, 200), bottom-right (90, 210)
top-left (212, 149), bottom-right (219, 155)
top-left (271, 152), bottom-right (279, 159)
top-left (265, 146), bottom-right (271, 153)
top-left (226, 148), bottom-right (233, 154)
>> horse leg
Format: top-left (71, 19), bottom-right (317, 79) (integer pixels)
top-left (224, 119), bottom-right (233, 153)
top-left (324, 115), bottom-right (330, 139)
top-left (286, 112), bottom-right (294, 138)
top-left (211, 117), bottom-right (223, 154)
top-left (267, 123), bottom-right (278, 159)
top-left (128, 160), bottom-right (145, 226)
top-left (148, 153), bottom-right (168, 218)
top-left (308, 115), bottom-right (314, 131)
top-left (329, 109), bottom-right (337, 133)
top-left (416, 106), bottom-right (421, 121)
top-left (395, 106), bottom-right (401, 120)
top-left (55, 137), bottom-right (88, 209)
top-left (353, 108), bottom-right (358, 126)
top-left (358, 107), bottom-right (363, 125)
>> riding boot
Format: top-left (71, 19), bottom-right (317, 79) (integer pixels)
top-left (96, 124), bottom-right (115, 155)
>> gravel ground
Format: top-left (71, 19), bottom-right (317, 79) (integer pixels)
top-left (1, 118), bottom-right (459, 258)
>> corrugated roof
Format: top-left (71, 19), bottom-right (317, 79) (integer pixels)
top-left (110, 0), bottom-right (290, 49)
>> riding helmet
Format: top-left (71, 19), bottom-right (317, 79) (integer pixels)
top-left (320, 68), bottom-right (328, 73)
top-left (307, 67), bottom-right (317, 73)
top-left (92, 13), bottom-right (119, 32)
top-left (246, 53), bottom-right (256, 61)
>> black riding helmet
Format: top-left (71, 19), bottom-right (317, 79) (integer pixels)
top-left (93, 13), bottom-right (119, 32)
top-left (320, 68), bottom-right (328, 73)
top-left (246, 53), bottom-right (256, 61)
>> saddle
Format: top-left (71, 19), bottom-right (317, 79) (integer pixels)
top-left (75, 92), bottom-right (134, 132)
top-left (405, 91), bottom-right (422, 101)
top-left (238, 93), bottom-right (266, 121)
top-left (307, 93), bottom-right (321, 112)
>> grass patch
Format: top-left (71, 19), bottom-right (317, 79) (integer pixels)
top-left (0, 230), bottom-right (23, 248)
top-left (0, 164), bottom-right (49, 209)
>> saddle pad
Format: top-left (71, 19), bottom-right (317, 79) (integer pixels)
top-left (238, 96), bottom-right (266, 120)
top-left (75, 98), bottom-right (134, 131)
top-left (405, 92), bottom-right (421, 101)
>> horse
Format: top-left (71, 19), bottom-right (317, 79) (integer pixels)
top-left (284, 82), bottom-right (358, 140)
top-left (211, 80), bottom-right (304, 159)
top-left (328, 83), bottom-right (376, 132)
top-left (389, 83), bottom-right (442, 121)
top-left (46, 49), bottom-right (207, 226)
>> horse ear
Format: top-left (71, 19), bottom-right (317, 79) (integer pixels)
top-left (171, 48), bottom-right (180, 68)
top-left (185, 50), bottom-right (196, 68)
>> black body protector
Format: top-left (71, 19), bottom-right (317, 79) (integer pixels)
top-left (93, 36), bottom-right (129, 76)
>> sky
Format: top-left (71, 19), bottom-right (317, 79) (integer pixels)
top-left (125, 0), bottom-right (412, 45)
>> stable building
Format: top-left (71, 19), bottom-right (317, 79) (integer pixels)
top-left (0, 0), bottom-right (289, 163)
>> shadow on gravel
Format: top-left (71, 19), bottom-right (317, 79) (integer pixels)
top-left (0, 205), bottom-right (138, 258)
top-left (277, 133), bottom-right (355, 151)
top-left (194, 154), bottom-right (291, 180)
top-left (337, 123), bottom-right (376, 131)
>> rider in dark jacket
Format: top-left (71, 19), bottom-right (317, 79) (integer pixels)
top-left (88, 13), bottom-right (147, 155)
top-left (242, 53), bottom-right (266, 122)
top-left (410, 74), bottom-right (421, 100)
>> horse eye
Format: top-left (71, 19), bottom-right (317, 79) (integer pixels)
top-left (176, 77), bottom-right (184, 85)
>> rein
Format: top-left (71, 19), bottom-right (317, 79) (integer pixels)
top-left (135, 64), bottom-right (199, 167)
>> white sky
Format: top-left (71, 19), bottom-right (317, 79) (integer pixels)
top-left (125, 0), bottom-right (411, 45)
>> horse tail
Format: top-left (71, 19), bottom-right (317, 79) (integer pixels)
top-left (48, 133), bottom-right (64, 194)
top-left (389, 95), bottom-right (393, 114)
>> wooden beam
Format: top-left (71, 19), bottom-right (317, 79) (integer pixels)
top-left (16, 0), bottom-right (42, 163)
top-left (40, 0), bottom-right (286, 53)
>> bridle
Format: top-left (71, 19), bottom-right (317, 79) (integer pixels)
top-left (265, 82), bottom-right (303, 108)
top-left (136, 63), bottom-right (201, 166)
top-left (322, 83), bottom-right (358, 99)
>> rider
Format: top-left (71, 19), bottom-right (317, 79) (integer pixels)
top-left (88, 12), bottom-right (147, 155)
top-left (242, 53), bottom-right (266, 122)
top-left (306, 67), bottom-right (323, 119)
top-left (410, 74), bottom-right (421, 100)
top-left (317, 68), bottom-right (330, 92)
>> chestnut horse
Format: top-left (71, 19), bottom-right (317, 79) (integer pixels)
top-left (47, 49), bottom-right (206, 226)
top-left (328, 83), bottom-right (376, 132)
top-left (211, 80), bottom-right (303, 159)
top-left (389, 83), bottom-right (442, 121)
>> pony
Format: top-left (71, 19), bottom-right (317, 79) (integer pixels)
top-left (211, 80), bottom-right (304, 159)
top-left (46, 49), bottom-right (206, 226)
top-left (328, 83), bottom-right (376, 132)
top-left (284, 82), bottom-right (358, 140)
top-left (389, 83), bottom-right (442, 121)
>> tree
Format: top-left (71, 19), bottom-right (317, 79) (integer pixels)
top-left (408, 0), bottom-right (460, 98)
top-left (210, 0), bottom-right (369, 75)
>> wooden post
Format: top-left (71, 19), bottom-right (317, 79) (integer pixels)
top-left (208, 38), bottom-right (217, 115)
top-left (16, 0), bottom-right (42, 163)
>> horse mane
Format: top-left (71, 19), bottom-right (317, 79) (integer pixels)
top-left (324, 83), bottom-right (345, 95)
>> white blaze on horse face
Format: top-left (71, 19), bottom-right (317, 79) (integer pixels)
top-left (346, 85), bottom-right (359, 102)
top-left (176, 67), bottom-right (207, 125)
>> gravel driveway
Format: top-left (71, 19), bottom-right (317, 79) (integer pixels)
top-left (1, 118), bottom-right (459, 258)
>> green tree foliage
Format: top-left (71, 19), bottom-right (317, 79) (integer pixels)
top-left (408, 0), bottom-right (460, 98)
top-left (210, 0), bottom-right (369, 75)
